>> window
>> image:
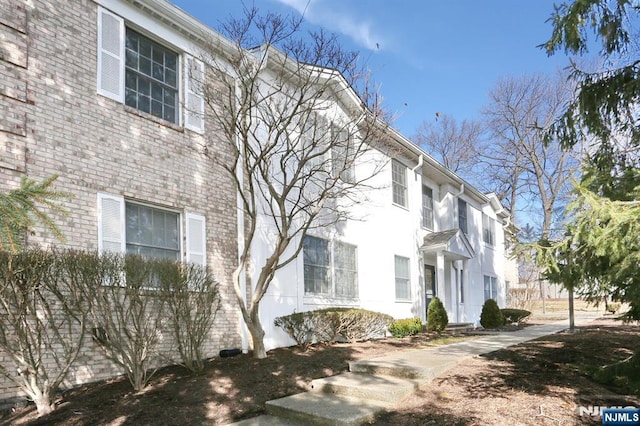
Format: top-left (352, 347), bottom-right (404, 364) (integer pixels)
top-left (422, 186), bottom-right (434, 229)
top-left (331, 125), bottom-right (355, 184)
top-left (392, 160), bottom-right (407, 207)
top-left (484, 275), bottom-right (498, 301)
top-left (394, 255), bottom-right (411, 301)
top-left (303, 236), bottom-right (358, 298)
top-left (459, 269), bottom-right (464, 304)
top-left (482, 213), bottom-right (495, 246)
top-left (125, 202), bottom-right (180, 260)
top-left (125, 29), bottom-right (178, 123)
top-left (97, 193), bottom-right (206, 266)
top-left (97, 7), bottom-right (204, 132)
top-left (458, 198), bottom-right (468, 234)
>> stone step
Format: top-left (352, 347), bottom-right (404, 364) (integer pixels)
top-left (311, 372), bottom-right (417, 403)
top-left (349, 352), bottom-right (458, 380)
top-left (265, 392), bottom-right (389, 425)
top-left (229, 414), bottom-right (301, 425)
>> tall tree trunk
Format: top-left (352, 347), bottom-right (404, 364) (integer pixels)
top-left (248, 306), bottom-right (266, 359)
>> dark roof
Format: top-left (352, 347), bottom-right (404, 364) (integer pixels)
top-left (422, 229), bottom-right (459, 247)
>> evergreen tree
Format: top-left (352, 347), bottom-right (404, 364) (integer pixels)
top-left (427, 297), bottom-right (448, 332)
top-left (0, 175), bottom-right (68, 252)
top-left (537, 1), bottom-right (640, 319)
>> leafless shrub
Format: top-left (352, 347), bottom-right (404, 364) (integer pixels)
top-left (157, 261), bottom-right (220, 374)
top-left (88, 253), bottom-right (167, 392)
top-left (0, 249), bottom-right (93, 416)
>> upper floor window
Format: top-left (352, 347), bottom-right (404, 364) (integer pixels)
top-left (394, 255), bottom-right (411, 301)
top-left (422, 185), bottom-right (434, 229)
top-left (482, 213), bottom-right (495, 246)
top-left (97, 7), bottom-right (204, 133)
top-left (484, 275), bottom-right (498, 301)
top-left (125, 29), bottom-right (178, 123)
top-left (392, 160), bottom-right (407, 207)
top-left (331, 125), bottom-right (355, 184)
top-left (458, 198), bottom-right (468, 234)
top-left (303, 236), bottom-right (358, 298)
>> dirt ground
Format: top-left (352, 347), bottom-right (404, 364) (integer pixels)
top-left (2, 313), bottom-right (639, 425)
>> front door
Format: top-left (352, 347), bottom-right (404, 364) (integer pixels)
top-left (425, 264), bottom-right (436, 318)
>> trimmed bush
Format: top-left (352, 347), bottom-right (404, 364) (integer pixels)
top-left (606, 302), bottom-right (621, 314)
top-left (427, 297), bottom-right (448, 332)
top-left (501, 308), bottom-right (531, 324)
top-left (389, 318), bottom-right (423, 337)
top-left (274, 308), bottom-right (393, 348)
top-left (273, 312), bottom-right (314, 349)
top-left (480, 299), bottom-right (504, 329)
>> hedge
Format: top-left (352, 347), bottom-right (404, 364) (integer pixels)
top-left (274, 308), bottom-right (393, 349)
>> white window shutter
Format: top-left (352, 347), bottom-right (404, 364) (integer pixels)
top-left (186, 213), bottom-right (206, 267)
top-left (184, 56), bottom-right (205, 133)
top-left (97, 7), bottom-right (124, 101)
top-left (97, 193), bottom-right (125, 253)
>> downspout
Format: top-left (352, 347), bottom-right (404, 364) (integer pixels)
top-left (411, 154), bottom-right (423, 174)
top-left (235, 79), bottom-right (249, 354)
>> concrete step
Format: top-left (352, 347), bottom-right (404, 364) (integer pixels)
top-left (265, 392), bottom-right (389, 425)
top-left (311, 372), bottom-right (417, 403)
top-left (349, 351), bottom-right (458, 380)
top-left (229, 414), bottom-right (301, 425)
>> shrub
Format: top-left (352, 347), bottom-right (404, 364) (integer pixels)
top-left (157, 260), bottom-right (220, 374)
top-left (274, 308), bottom-right (393, 348)
top-left (606, 302), bottom-right (621, 314)
top-left (273, 312), bottom-right (314, 349)
top-left (507, 287), bottom-right (537, 311)
top-left (389, 318), bottom-right (423, 337)
top-left (338, 309), bottom-right (393, 342)
top-left (480, 299), bottom-right (504, 329)
top-left (0, 248), bottom-right (94, 416)
top-left (501, 308), bottom-right (531, 324)
top-left (427, 297), bottom-right (448, 332)
top-left (88, 253), bottom-right (169, 391)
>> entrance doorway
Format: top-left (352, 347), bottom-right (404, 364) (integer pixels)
top-left (424, 264), bottom-right (436, 318)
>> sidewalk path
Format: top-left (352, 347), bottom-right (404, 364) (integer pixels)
top-left (230, 311), bottom-right (603, 425)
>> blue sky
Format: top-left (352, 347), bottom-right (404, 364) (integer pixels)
top-left (170, 0), bottom-right (576, 137)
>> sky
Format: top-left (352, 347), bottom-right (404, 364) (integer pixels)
top-left (170, 0), bottom-right (578, 138)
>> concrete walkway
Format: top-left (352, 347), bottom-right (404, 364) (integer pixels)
top-left (229, 312), bottom-right (602, 425)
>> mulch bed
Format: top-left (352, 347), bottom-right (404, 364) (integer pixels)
top-left (3, 317), bottom-right (639, 425)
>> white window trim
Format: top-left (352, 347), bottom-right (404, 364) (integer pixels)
top-left (96, 6), bottom-right (205, 133)
top-left (422, 185), bottom-right (434, 230)
top-left (303, 235), bottom-right (358, 299)
top-left (184, 55), bottom-right (205, 134)
top-left (391, 159), bottom-right (408, 209)
top-left (394, 255), bottom-right (412, 302)
top-left (97, 193), bottom-right (207, 268)
top-left (482, 213), bottom-right (496, 247)
top-left (458, 198), bottom-right (468, 234)
top-left (97, 7), bottom-right (125, 102)
top-left (483, 275), bottom-right (498, 301)
top-left (186, 212), bottom-right (206, 267)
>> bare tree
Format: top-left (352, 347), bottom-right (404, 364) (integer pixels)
top-left (198, 10), bottom-right (387, 358)
top-left (480, 72), bottom-right (581, 239)
top-left (413, 113), bottom-right (482, 176)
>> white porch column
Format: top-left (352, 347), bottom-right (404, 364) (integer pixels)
top-left (436, 252), bottom-right (445, 305)
top-left (454, 261), bottom-right (461, 323)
